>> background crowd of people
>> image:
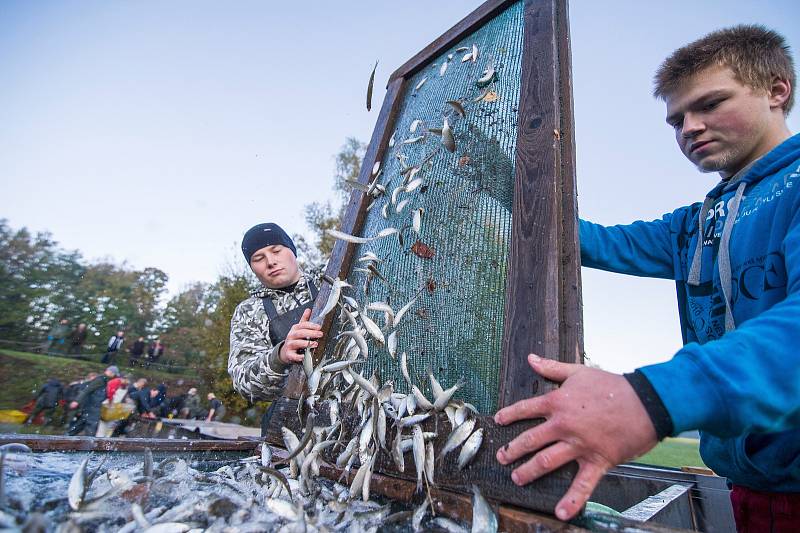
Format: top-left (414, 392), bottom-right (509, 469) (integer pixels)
top-left (23, 366), bottom-right (226, 437)
top-left (43, 319), bottom-right (167, 368)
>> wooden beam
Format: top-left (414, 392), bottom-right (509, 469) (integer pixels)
top-left (498, 0), bottom-right (581, 409)
top-left (268, 430), bottom-right (688, 533)
top-left (389, 0), bottom-right (517, 82)
top-left (282, 77), bottom-right (407, 399)
top-left (264, 397), bottom-right (576, 516)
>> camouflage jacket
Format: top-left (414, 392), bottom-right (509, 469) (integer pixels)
top-left (227, 274), bottom-right (316, 403)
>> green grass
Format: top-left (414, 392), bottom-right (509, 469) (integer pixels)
top-left (0, 349), bottom-right (204, 412)
top-left (633, 437), bottom-right (707, 469)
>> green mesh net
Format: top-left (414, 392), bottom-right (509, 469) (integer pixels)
top-left (328, 1), bottom-right (524, 414)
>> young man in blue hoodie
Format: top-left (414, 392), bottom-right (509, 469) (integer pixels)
top-left (494, 25), bottom-right (798, 530)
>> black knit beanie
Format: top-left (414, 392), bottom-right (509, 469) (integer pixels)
top-left (241, 223), bottom-right (297, 262)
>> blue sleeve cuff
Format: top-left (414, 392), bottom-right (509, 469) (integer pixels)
top-left (624, 370), bottom-right (674, 440)
top-left (638, 349), bottom-right (731, 437)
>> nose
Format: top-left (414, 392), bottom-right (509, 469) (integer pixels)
top-left (681, 113), bottom-right (705, 139)
top-left (265, 252), bottom-right (278, 266)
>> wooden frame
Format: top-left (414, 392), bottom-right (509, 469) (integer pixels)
top-left (276, 0), bottom-right (585, 518)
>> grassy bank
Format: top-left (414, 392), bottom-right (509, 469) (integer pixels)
top-left (0, 349), bottom-right (204, 411)
top-left (634, 437), bottom-right (706, 469)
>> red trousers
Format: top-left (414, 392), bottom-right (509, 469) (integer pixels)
top-left (731, 485), bottom-right (800, 533)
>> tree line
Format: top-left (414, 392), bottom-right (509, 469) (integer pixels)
top-left (0, 137), bottom-right (364, 416)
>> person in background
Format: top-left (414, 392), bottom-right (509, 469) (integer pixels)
top-left (146, 339), bottom-right (164, 367)
top-left (144, 384), bottom-right (168, 417)
top-left (206, 392), bottom-right (226, 422)
top-left (24, 378), bottom-right (63, 426)
top-left (96, 374), bottom-right (132, 437)
top-left (128, 336), bottom-right (146, 366)
top-left (61, 372), bottom-right (97, 427)
top-left (68, 366), bottom-right (118, 436)
top-left (66, 323), bottom-right (88, 355)
top-left (181, 387), bottom-right (203, 419)
top-left (101, 330), bottom-right (125, 364)
top-left (44, 318), bottom-right (70, 353)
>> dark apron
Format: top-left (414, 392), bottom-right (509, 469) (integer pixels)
top-left (260, 280), bottom-right (318, 437)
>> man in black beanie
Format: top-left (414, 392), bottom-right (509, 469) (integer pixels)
top-left (227, 222), bottom-right (323, 435)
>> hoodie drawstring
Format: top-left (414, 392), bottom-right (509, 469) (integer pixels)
top-left (687, 196), bottom-right (716, 286)
top-left (686, 179), bottom-right (748, 332)
top-left (718, 181), bottom-right (747, 332)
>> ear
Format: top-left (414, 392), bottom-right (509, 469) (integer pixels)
top-left (768, 76), bottom-right (792, 111)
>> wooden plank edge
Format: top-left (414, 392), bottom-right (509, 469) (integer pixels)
top-left (0, 434), bottom-right (258, 453)
top-left (389, 0), bottom-right (517, 82)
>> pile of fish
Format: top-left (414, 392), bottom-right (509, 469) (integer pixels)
top-left (0, 444), bottom-right (497, 532)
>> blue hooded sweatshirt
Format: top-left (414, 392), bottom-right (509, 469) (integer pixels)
top-left (579, 133), bottom-right (800, 492)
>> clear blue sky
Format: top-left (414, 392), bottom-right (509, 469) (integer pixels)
top-left (1, 1), bottom-right (798, 373)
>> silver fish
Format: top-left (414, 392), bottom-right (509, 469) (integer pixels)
top-left (414, 77), bottom-right (427, 91)
top-left (303, 345), bottom-right (314, 378)
top-left (405, 177), bottom-right (424, 192)
top-left (394, 298), bottom-right (416, 326)
top-left (440, 418), bottom-right (476, 459)
top-left (471, 484), bottom-right (498, 533)
top-left (391, 185), bottom-right (404, 205)
top-left (411, 385), bottom-right (434, 411)
top-left (447, 100), bottom-right (466, 117)
top-left (372, 160), bottom-right (381, 176)
top-left (439, 60), bottom-right (448, 76)
top-left (319, 277), bottom-right (350, 318)
top-left (433, 378), bottom-right (466, 411)
top-left (349, 453), bottom-right (372, 498)
top-left (400, 352), bottom-right (412, 384)
top-left (472, 44), bottom-right (478, 63)
top-left (425, 440), bottom-right (436, 486)
top-left (387, 331), bottom-right (397, 359)
top-left (67, 457), bottom-right (90, 511)
top-left (366, 60), bottom-right (378, 112)
top-left (261, 443), bottom-right (272, 467)
top-left (381, 202), bottom-right (390, 219)
top-left (412, 499), bottom-right (429, 532)
top-left (428, 369), bottom-right (444, 399)
top-left (412, 208), bottom-right (422, 233)
top-left (399, 412), bottom-right (430, 428)
top-left (325, 229), bottom-right (371, 244)
top-left (442, 117), bottom-right (456, 152)
top-left (431, 517), bottom-right (469, 533)
top-left (336, 436), bottom-right (358, 468)
top-left (403, 135), bottom-right (425, 145)
top-left (410, 119), bottom-right (422, 133)
top-left (395, 198), bottom-right (411, 214)
top-left (360, 313), bottom-right (385, 345)
top-left (455, 404), bottom-right (470, 426)
top-left (338, 329), bottom-right (368, 359)
top-left (458, 428), bottom-right (484, 470)
top-left (412, 425), bottom-right (426, 493)
top-left (455, 46), bottom-right (469, 53)
top-left (362, 453), bottom-right (377, 502)
top-left (389, 131), bottom-right (396, 147)
top-left (349, 368), bottom-right (379, 398)
top-left (143, 448), bottom-right (153, 478)
top-left (477, 66), bottom-right (496, 88)
top-left (392, 428), bottom-right (405, 473)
